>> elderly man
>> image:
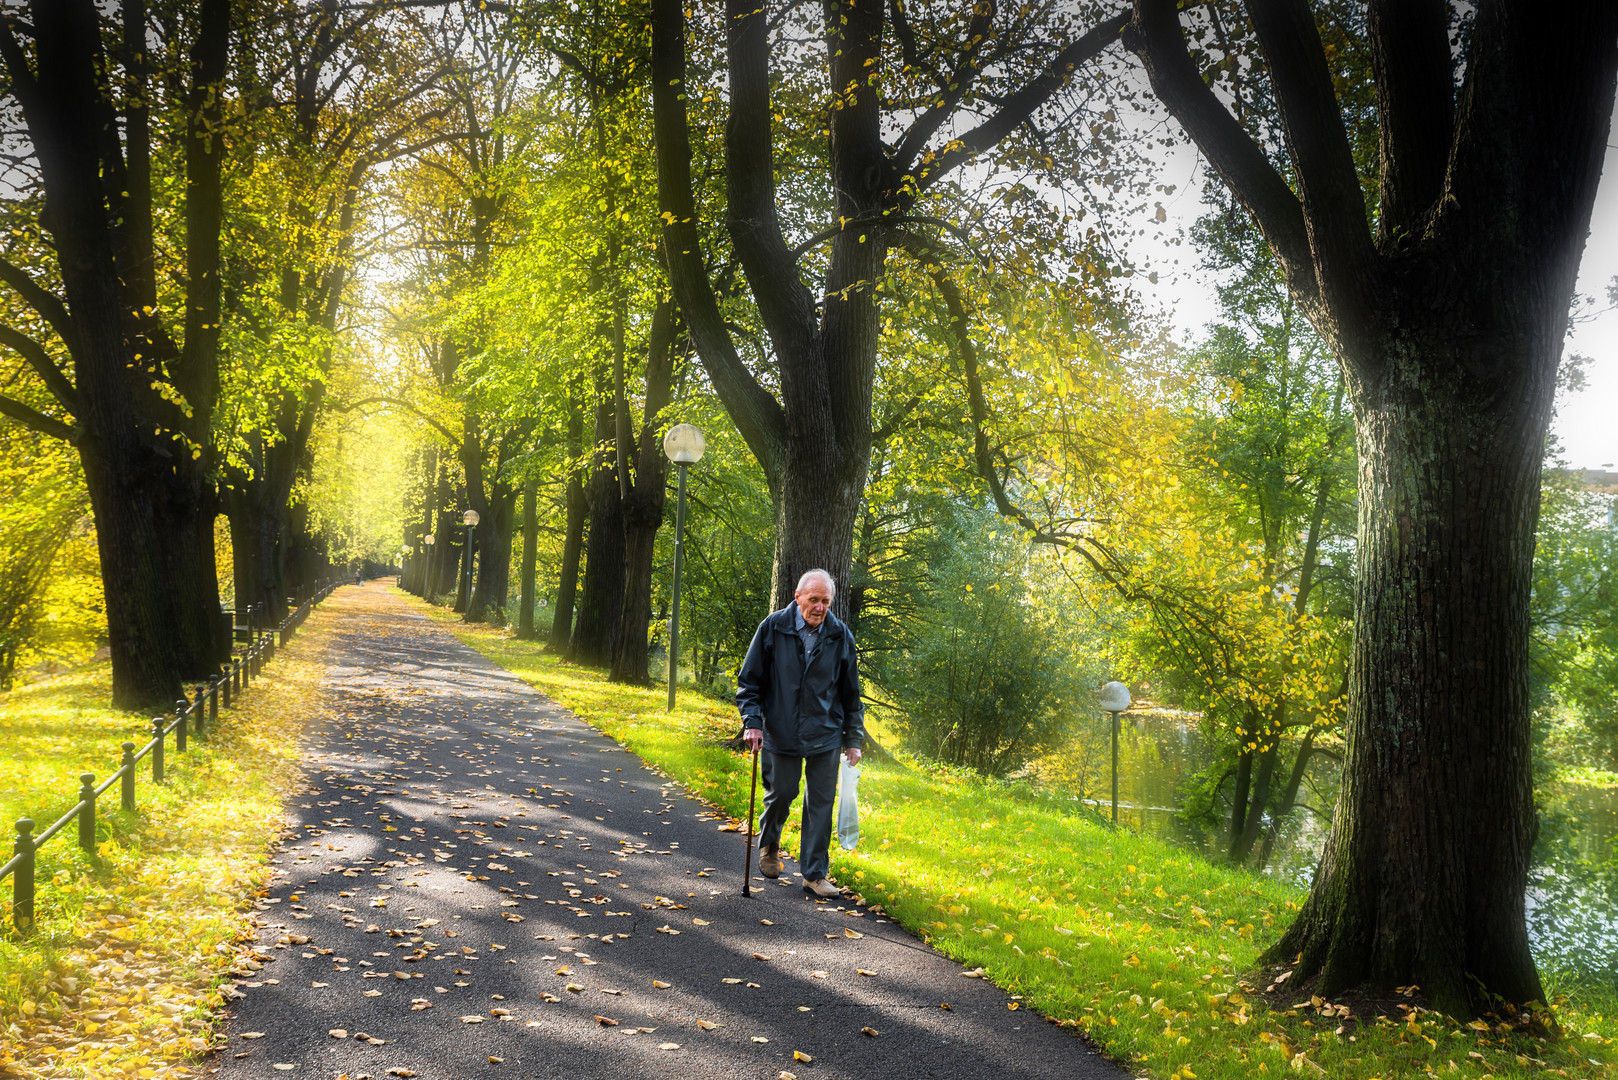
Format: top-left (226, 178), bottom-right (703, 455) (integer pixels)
top-left (737, 568), bottom-right (865, 898)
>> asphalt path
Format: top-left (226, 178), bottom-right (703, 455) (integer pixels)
top-left (212, 582), bottom-right (1124, 1080)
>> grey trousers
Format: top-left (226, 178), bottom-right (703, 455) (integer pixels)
top-left (758, 747), bottom-right (839, 881)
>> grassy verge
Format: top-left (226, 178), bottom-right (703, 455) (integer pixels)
top-left (414, 592), bottom-right (1617, 1080)
top-left (0, 616), bottom-right (336, 1079)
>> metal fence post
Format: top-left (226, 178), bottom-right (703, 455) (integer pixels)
top-left (13, 818), bottom-right (34, 931)
top-left (174, 700), bottom-right (188, 753)
top-left (151, 718), bottom-right (164, 784)
top-left (78, 773), bottom-right (95, 854)
top-left (209, 676), bottom-right (219, 725)
top-left (120, 742), bottom-right (136, 812)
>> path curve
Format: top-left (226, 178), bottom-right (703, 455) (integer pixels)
top-left (213, 583), bottom-right (1125, 1080)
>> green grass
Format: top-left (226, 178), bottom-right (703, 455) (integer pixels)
top-left (0, 619), bottom-right (335, 1079)
top-left (419, 592), bottom-right (1618, 1080)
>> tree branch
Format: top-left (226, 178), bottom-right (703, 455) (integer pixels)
top-left (1243, 1), bottom-right (1374, 299)
top-left (0, 323), bottom-right (77, 411)
top-left (1365, 0), bottom-right (1454, 245)
top-left (0, 393), bottom-right (73, 441)
top-left (914, 10), bottom-right (1130, 192)
top-left (1123, 0), bottom-right (1319, 313)
top-left (332, 394), bottom-right (461, 445)
top-left (651, 0), bottom-right (786, 488)
top-left (0, 256), bottom-right (76, 352)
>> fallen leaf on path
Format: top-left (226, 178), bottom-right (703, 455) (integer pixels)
top-left (861, 1027), bottom-right (880, 1037)
top-left (752, 1036), bottom-right (769, 1043)
top-left (240, 1033), bottom-right (266, 1040)
top-left (697, 1020), bottom-right (717, 1030)
top-left (961, 968), bottom-right (984, 978)
top-left (329, 1030), bottom-right (348, 1039)
top-left (459, 1015), bottom-right (485, 1024)
top-left (857, 969), bottom-right (877, 977)
top-left (600, 988), bottom-right (623, 995)
top-left (312, 981), bottom-right (331, 988)
top-left (693, 918), bottom-right (710, 926)
top-left (809, 971), bottom-right (827, 979)
top-left (658, 1043), bottom-right (680, 1050)
top-left (760, 919), bottom-right (774, 925)
top-left (488, 1057), bottom-right (503, 1064)
top-left (793, 1051), bottom-right (813, 1062)
top-left (273, 1066), bottom-right (296, 1072)
top-left (594, 1015), bottom-right (619, 1026)
top-left (752, 953), bottom-right (772, 961)
top-left (652, 980), bottom-right (670, 988)
top-left (721, 978), bottom-right (742, 984)
top-left (779, 1073), bottom-right (797, 1080)
top-left (566, 983), bottom-right (584, 992)
top-left (387, 1070), bottom-right (415, 1078)
top-left (363, 990), bottom-right (383, 997)
top-left (843, 929), bottom-right (863, 939)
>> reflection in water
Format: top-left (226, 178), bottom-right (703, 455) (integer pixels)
top-left (1035, 712), bottom-right (1618, 962)
top-left (1036, 711), bottom-right (1338, 886)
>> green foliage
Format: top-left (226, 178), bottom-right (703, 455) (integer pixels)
top-left (0, 429), bottom-right (100, 687)
top-left (1531, 465), bottom-right (1618, 773)
top-left (876, 505), bottom-right (1101, 777)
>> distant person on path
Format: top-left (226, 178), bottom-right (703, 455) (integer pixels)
top-left (737, 568), bottom-right (865, 898)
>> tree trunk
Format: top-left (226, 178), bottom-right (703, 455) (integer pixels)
top-left (550, 407), bottom-right (587, 652)
top-left (769, 430), bottom-right (868, 617)
top-left (453, 523), bottom-right (473, 613)
top-left (82, 447), bottom-right (221, 706)
top-left (609, 301), bottom-right (676, 683)
top-left (468, 489), bottom-right (516, 624)
top-left (1262, 351), bottom-right (1550, 1015)
top-left (517, 474), bottom-right (538, 637)
top-left (569, 389), bottom-right (626, 666)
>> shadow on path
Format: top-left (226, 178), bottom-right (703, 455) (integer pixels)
top-left (211, 582), bottom-right (1125, 1080)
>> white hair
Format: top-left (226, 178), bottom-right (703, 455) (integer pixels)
top-left (795, 568), bottom-right (836, 597)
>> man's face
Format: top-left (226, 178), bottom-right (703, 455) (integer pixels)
top-left (794, 580), bottom-right (832, 628)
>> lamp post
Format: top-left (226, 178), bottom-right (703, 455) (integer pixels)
top-left (459, 510), bottom-right (480, 615)
top-left (663, 424), bottom-right (705, 710)
top-left (1099, 681), bottom-right (1132, 823)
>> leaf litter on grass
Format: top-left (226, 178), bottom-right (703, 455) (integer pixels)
top-left (0, 620), bottom-right (336, 1080)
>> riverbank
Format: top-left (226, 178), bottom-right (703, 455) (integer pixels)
top-left (427, 598), bottom-right (1618, 1080)
top-left (0, 614), bottom-right (335, 1079)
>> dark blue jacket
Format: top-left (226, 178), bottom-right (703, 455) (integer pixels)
top-left (736, 604), bottom-right (866, 757)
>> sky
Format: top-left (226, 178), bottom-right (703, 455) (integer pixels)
top-left (1127, 139), bottom-right (1618, 473)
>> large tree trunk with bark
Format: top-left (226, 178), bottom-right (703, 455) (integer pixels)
top-left (1265, 341), bottom-right (1550, 1012)
top-left (81, 446), bottom-right (222, 705)
top-left (770, 434), bottom-right (868, 616)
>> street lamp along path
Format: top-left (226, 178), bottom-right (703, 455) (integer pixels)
top-left (1099, 681), bottom-right (1131, 823)
top-left (663, 424), bottom-right (705, 710)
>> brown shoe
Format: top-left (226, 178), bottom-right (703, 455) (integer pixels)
top-left (759, 846), bottom-right (781, 879)
top-left (803, 877), bottom-right (840, 899)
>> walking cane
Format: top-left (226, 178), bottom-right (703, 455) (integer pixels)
top-left (742, 741), bottom-right (760, 897)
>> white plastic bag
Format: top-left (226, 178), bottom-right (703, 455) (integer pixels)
top-left (836, 760), bottom-right (860, 850)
